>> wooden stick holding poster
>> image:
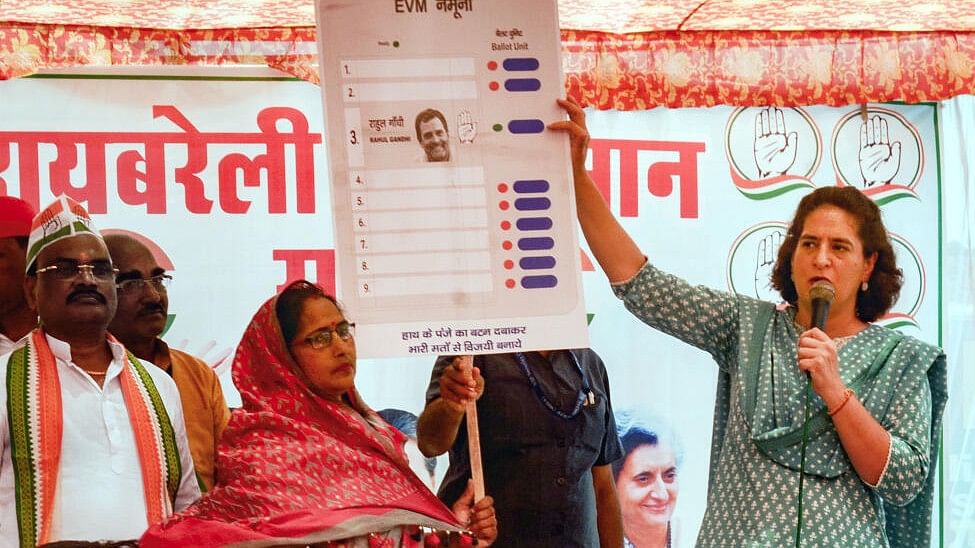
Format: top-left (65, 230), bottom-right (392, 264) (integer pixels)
top-left (314, 0), bottom-right (588, 358)
top-left (456, 355), bottom-right (486, 501)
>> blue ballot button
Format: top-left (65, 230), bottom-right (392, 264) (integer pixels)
top-left (522, 275), bottom-right (559, 289)
top-left (516, 217), bottom-right (553, 231)
top-left (505, 78), bottom-right (541, 92)
top-left (513, 179), bottom-right (550, 193)
top-left (518, 237), bottom-right (555, 251)
top-left (508, 119), bottom-right (545, 133)
top-left (503, 58), bottom-right (540, 71)
top-left (514, 197), bottom-right (551, 211)
top-left (520, 256), bottom-right (557, 270)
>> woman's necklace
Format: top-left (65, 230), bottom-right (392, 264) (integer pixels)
top-left (513, 351), bottom-right (594, 420)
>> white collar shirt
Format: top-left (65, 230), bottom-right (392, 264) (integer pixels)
top-left (0, 332), bottom-right (28, 358)
top-left (0, 333), bottom-right (200, 545)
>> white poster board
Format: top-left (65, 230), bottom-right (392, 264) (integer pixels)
top-left (315, 0), bottom-right (589, 357)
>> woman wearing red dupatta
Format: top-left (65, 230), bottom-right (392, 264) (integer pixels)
top-left (141, 281), bottom-right (495, 547)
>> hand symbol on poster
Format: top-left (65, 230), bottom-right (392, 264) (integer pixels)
top-left (458, 109), bottom-right (477, 144)
top-left (755, 230), bottom-right (784, 302)
top-left (754, 107), bottom-right (798, 178)
top-left (176, 339), bottom-right (234, 376)
top-left (858, 116), bottom-right (901, 187)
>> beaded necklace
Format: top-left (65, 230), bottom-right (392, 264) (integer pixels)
top-left (513, 351), bottom-right (594, 420)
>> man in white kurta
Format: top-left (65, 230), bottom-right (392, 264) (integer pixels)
top-left (0, 196), bottom-right (199, 545)
top-left (0, 335), bottom-right (199, 543)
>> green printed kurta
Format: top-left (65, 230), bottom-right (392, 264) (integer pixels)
top-left (613, 263), bottom-right (947, 548)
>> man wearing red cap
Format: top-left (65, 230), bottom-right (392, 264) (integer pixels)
top-left (0, 196), bottom-right (37, 355)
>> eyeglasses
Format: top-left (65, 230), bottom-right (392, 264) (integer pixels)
top-left (35, 260), bottom-right (118, 281)
top-left (116, 274), bottom-right (173, 295)
top-left (300, 321), bottom-right (355, 350)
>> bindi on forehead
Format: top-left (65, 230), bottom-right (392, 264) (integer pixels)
top-left (313, 320), bottom-right (341, 330)
top-left (298, 299), bottom-right (344, 327)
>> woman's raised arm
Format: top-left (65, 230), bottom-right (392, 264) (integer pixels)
top-left (549, 98), bottom-right (646, 283)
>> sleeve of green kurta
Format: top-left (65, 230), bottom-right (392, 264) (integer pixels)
top-left (611, 261), bottom-right (745, 370)
top-left (869, 339), bottom-right (935, 506)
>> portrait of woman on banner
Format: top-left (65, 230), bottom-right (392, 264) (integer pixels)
top-left (612, 410), bottom-right (682, 548)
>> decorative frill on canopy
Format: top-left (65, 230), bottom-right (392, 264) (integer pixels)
top-left (1, 0), bottom-right (973, 109)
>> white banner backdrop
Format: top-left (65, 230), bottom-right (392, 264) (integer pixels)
top-left (0, 68), bottom-right (964, 547)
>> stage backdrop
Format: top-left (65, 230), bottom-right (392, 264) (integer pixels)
top-left (0, 67), bottom-right (960, 546)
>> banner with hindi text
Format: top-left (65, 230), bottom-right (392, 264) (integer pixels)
top-left (0, 68), bottom-right (953, 546)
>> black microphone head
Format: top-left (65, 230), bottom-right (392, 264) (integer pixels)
top-left (809, 280), bottom-right (835, 330)
top-left (810, 280), bottom-right (835, 304)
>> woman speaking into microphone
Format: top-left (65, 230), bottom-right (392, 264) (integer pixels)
top-left (549, 98), bottom-right (946, 548)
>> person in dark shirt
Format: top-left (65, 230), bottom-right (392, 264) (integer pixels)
top-left (418, 350), bottom-right (624, 547)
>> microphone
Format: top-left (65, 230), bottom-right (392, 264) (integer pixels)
top-left (809, 280), bottom-right (835, 331)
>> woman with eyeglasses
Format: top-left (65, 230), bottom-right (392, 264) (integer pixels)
top-left (140, 280), bottom-right (496, 547)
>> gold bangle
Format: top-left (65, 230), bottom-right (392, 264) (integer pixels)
top-left (828, 388), bottom-right (855, 417)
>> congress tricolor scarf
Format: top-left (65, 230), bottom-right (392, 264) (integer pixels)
top-left (6, 330), bottom-right (181, 546)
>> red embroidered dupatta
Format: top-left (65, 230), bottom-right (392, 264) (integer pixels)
top-left (140, 293), bottom-right (459, 547)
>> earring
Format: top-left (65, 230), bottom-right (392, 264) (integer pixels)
top-left (861, 281), bottom-right (869, 292)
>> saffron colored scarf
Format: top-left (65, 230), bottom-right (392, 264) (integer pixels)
top-left (141, 291), bottom-right (459, 547)
top-left (6, 329), bottom-right (181, 546)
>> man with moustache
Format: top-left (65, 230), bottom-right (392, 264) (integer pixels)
top-left (105, 233), bottom-right (229, 491)
top-left (0, 197), bottom-right (199, 546)
top-left (0, 197), bottom-right (37, 355)
top-left (415, 108), bottom-right (451, 162)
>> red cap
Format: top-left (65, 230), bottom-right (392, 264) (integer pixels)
top-left (0, 196), bottom-right (36, 238)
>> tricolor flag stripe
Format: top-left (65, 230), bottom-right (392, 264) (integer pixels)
top-left (25, 225), bottom-right (72, 269)
top-left (24, 196), bottom-right (101, 271)
top-left (28, 199), bottom-right (64, 232)
top-left (875, 312), bottom-right (919, 330)
top-left (835, 180), bottom-right (919, 205)
top-left (737, 182), bottom-right (815, 200)
top-left (730, 168), bottom-right (816, 201)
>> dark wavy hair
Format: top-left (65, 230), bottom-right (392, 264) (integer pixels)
top-left (414, 108), bottom-right (448, 141)
top-left (275, 280), bottom-right (340, 345)
top-left (771, 186), bottom-right (902, 322)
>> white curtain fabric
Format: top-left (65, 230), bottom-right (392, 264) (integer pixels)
top-left (940, 95), bottom-right (975, 547)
